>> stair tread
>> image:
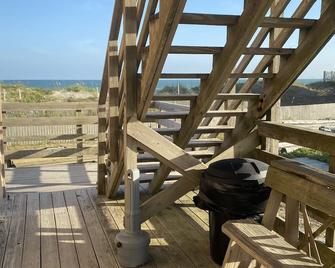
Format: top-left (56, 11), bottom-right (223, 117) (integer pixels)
top-left (179, 13), bottom-right (316, 28)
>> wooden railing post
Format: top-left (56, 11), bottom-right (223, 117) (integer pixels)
top-left (97, 105), bottom-right (107, 195)
top-left (123, 0), bottom-right (138, 229)
top-left (76, 109), bottom-right (83, 163)
top-left (326, 155), bottom-right (335, 247)
top-left (0, 88), bottom-right (5, 198)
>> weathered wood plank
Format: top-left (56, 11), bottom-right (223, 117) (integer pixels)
top-left (76, 189), bottom-right (118, 267)
top-left (180, 13), bottom-right (315, 28)
top-left (0, 195), bottom-right (14, 265)
top-left (64, 190), bottom-right (99, 268)
top-left (52, 192), bottom-right (79, 268)
top-left (22, 192), bottom-right (40, 268)
top-left (0, 93), bottom-right (5, 199)
top-left (166, 46), bottom-right (294, 55)
top-left (266, 166), bottom-right (335, 218)
top-left (152, 93), bottom-right (259, 102)
top-left (6, 146), bottom-right (97, 160)
top-left (127, 119), bottom-right (207, 180)
top-left (3, 102), bottom-right (97, 112)
top-left (40, 192), bottom-right (61, 268)
top-left (99, 0), bottom-right (122, 105)
top-left (257, 121), bottom-right (335, 155)
top-left (2, 194), bottom-right (26, 268)
top-left (138, 0), bottom-right (187, 118)
top-left (86, 189), bottom-right (121, 267)
top-left (4, 116), bottom-right (97, 127)
top-left (5, 134), bottom-right (97, 142)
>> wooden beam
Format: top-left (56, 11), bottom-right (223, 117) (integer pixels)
top-left (136, 0), bottom-right (158, 64)
top-left (257, 121), bottom-right (335, 155)
top-left (3, 116), bottom-right (97, 127)
top-left (123, 0), bottom-right (138, 230)
top-left (215, 2), bottom-right (335, 156)
top-left (149, 0), bottom-right (272, 193)
top-left (138, 0), bottom-right (186, 119)
top-left (271, 159), bottom-right (335, 189)
top-left (3, 102), bottom-right (97, 112)
top-left (6, 147), bottom-right (97, 160)
top-left (166, 46), bottom-right (294, 55)
top-left (126, 119), bottom-right (207, 222)
top-left (180, 13), bottom-right (316, 28)
top-left (266, 166), bottom-right (335, 218)
top-left (151, 93), bottom-right (259, 102)
top-left (144, 110), bottom-right (246, 121)
top-left (127, 119), bottom-right (207, 177)
top-left (99, 0), bottom-right (123, 105)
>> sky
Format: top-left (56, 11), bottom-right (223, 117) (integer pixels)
top-left (0, 0), bottom-right (334, 80)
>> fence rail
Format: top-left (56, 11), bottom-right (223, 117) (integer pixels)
top-left (2, 101), bottom-right (99, 162)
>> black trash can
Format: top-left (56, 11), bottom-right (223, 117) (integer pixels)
top-left (193, 158), bottom-right (270, 265)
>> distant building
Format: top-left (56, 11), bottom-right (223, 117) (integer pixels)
top-left (323, 71), bottom-right (335, 82)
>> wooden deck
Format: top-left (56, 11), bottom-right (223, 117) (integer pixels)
top-left (1, 164), bottom-right (218, 268)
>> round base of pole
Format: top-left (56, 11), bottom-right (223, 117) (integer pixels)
top-left (115, 230), bottom-right (150, 267)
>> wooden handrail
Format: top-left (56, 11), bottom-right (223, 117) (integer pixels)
top-left (257, 120), bottom-right (335, 155)
top-left (3, 102), bottom-right (96, 112)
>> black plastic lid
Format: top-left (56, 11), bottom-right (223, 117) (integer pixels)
top-left (204, 158), bottom-right (268, 185)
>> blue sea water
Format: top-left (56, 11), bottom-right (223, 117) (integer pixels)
top-left (0, 78), bottom-right (322, 90)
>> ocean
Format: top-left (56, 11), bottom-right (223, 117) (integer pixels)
top-left (0, 79), bottom-right (322, 91)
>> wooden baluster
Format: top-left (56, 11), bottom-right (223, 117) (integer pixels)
top-left (326, 155), bottom-right (335, 247)
top-left (0, 88), bottom-right (5, 198)
top-left (97, 104), bottom-right (107, 195)
top-left (76, 109), bottom-right (83, 163)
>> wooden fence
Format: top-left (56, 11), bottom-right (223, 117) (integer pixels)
top-left (2, 102), bottom-right (98, 164)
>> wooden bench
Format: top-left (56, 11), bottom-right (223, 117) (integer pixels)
top-left (222, 159), bottom-right (335, 267)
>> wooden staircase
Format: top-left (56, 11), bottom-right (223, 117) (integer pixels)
top-left (97, 0), bottom-right (335, 222)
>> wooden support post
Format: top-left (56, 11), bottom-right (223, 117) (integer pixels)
top-left (0, 88), bottom-right (5, 199)
top-left (76, 109), bottom-right (83, 163)
top-left (326, 155), bottom-right (335, 247)
top-left (97, 105), bottom-right (107, 195)
top-left (123, 0), bottom-right (138, 229)
top-left (264, 0), bottom-right (282, 155)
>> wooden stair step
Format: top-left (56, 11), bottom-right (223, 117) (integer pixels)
top-left (188, 138), bottom-right (222, 148)
top-left (138, 150), bottom-right (214, 162)
top-left (157, 46), bottom-right (295, 55)
top-left (160, 73), bottom-right (209, 79)
top-left (137, 171), bottom-right (182, 184)
top-left (138, 162), bottom-right (160, 173)
top-left (229, 73), bottom-right (274, 79)
top-left (206, 110), bottom-right (247, 117)
top-left (152, 93), bottom-right (259, 101)
top-left (145, 110), bottom-right (246, 120)
top-left (154, 125), bottom-right (234, 135)
top-left (118, 171), bottom-right (182, 184)
top-left (179, 13), bottom-right (316, 28)
top-left (158, 73), bottom-right (273, 79)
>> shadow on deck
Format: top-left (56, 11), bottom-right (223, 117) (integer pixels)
top-left (0, 163), bottom-right (218, 267)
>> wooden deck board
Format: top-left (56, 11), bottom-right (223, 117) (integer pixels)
top-left (1, 164), bottom-right (219, 267)
top-left (52, 191), bottom-right (79, 268)
top-left (40, 192), bottom-right (60, 268)
top-left (2, 194), bottom-right (26, 268)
